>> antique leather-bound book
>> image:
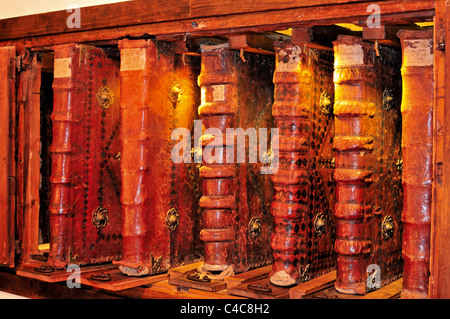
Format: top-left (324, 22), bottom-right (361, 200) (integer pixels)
top-left (233, 48), bottom-right (275, 273)
top-left (48, 44), bottom-right (122, 268)
top-left (115, 39), bottom-right (203, 276)
top-left (397, 29), bottom-right (433, 299)
top-left (332, 35), bottom-right (403, 294)
top-left (270, 40), bottom-right (336, 287)
top-left (197, 43), bottom-right (274, 275)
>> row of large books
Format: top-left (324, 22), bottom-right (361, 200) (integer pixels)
top-left (46, 29), bottom-right (433, 297)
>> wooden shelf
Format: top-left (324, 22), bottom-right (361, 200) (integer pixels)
top-left (1, 264), bottom-right (405, 299)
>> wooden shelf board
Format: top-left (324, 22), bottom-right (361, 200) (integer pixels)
top-left (80, 267), bottom-right (168, 292)
top-left (227, 277), bottom-right (291, 299)
top-left (16, 263), bottom-right (116, 283)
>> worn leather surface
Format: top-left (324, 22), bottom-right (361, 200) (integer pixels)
top-left (116, 39), bottom-right (203, 276)
top-left (115, 40), bottom-right (151, 275)
top-left (397, 29), bottom-right (433, 299)
top-left (270, 40), bottom-right (336, 286)
top-left (333, 35), bottom-right (403, 294)
top-left (198, 44), bottom-right (237, 272)
top-left (0, 46), bottom-right (16, 267)
top-left (49, 44), bottom-right (122, 268)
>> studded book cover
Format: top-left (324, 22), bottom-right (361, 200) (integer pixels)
top-left (49, 44), bottom-right (122, 268)
top-left (332, 35), bottom-right (403, 295)
top-left (270, 39), bottom-right (336, 287)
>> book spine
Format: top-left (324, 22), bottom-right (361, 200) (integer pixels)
top-left (49, 44), bottom-right (77, 269)
top-left (116, 39), bottom-right (154, 276)
top-left (397, 29), bottom-right (433, 299)
top-left (0, 46), bottom-right (16, 267)
top-left (270, 41), bottom-right (310, 286)
top-left (332, 36), bottom-right (376, 294)
top-left (198, 44), bottom-right (237, 272)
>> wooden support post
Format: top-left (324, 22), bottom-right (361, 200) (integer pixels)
top-left (0, 46), bottom-right (16, 268)
top-left (289, 271), bottom-right (337, 299)
top-left (429, 0), bottom-right (450, 299)
top-left (292, 27), bottom-right (334, 51)
top-left (362, 25), bottom-right (406, 48)
top-left (19, 53), bottom-right (41, 263)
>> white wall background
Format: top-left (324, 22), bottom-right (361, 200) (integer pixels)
top-left (0, 0), bottom-right (130, 20)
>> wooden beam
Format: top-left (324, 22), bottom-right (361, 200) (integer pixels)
top-left (362, 25), bottom-right (425, 47)
top-left (0, 0), bottom-right (190, 41)
top-left (116, 280), bottom-right (244, 299)
top-left (291, 27), bottom-right (333, 51)
top-left (363, 25), bottom-right (400, 47)
top-left (0, 0), bottom-right (434, 48)
top-left (359, 278), bottom-right (402, 299)
top-left (292, 26), bottom-right (361, 50)
top-left (0, 46), bottom-right (16, 268)
top-left (18, 53), bottom-right (41, 263)
top-left (227, 277), bottom-right (290, 299)
top-left (0, 270), bottom-right (122, 299)
top-left (0, 0), bottom-right (408, 42)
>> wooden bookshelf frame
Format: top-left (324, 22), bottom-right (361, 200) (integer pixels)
top-left (1, 0), bottom-right (450, 298)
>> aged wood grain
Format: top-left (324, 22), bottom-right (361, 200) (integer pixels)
top-left (398, 29), bottom-right (433, 299)
top-left (0, 0), bottom-right (190, 41)
top-left (0, 0), bottom-right (434, 47)
top-left (0, 46), bottom-right (16, 268)
top-left (225, 265), bottom-right (272, 289)
top-left (18, 54), bottom-right (41, 263)
top-left (190, 0), bottom-right (368, 18)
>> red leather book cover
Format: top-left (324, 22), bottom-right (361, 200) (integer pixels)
top-left (49, 44), bottom-right (122, 268)
top-left (233, 48), bottom-right (275, 273)
top-left (116, 39), bottom-right (202, 276)
top-left (0, 46), bottom-right (16, 268)
top-left (270, 40), bottom-right (336, 287)
top-left (397, 29), bottom-right (433, 299)
top-left (197, 43), bottom-right (274, 275)
top-left (333, 35), bottom-right (403, 294)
